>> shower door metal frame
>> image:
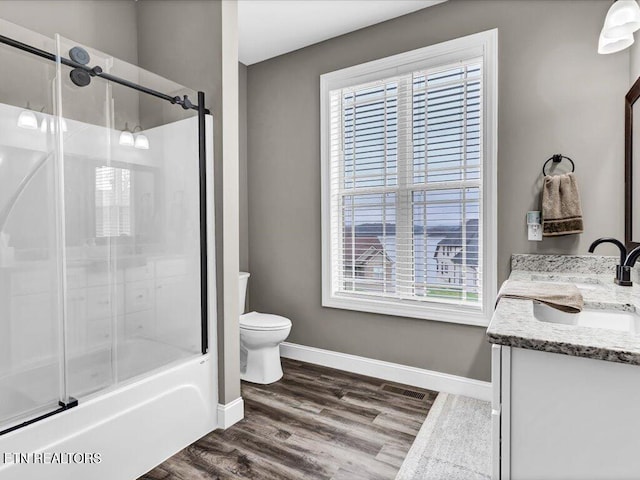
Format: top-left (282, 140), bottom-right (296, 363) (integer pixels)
top-left (0, 32), bottom-right (212, 435)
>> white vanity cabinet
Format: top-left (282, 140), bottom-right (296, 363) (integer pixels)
top-left (492, 344), bottom-right (640, 480)
top-left (0, 256), bottom-right (190, 373)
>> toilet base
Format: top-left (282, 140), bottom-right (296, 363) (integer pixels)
top-left (240, 345), bottom-right (284, 384)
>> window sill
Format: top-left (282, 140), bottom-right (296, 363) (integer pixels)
top-left (322, 293), bottom-right (491, 327)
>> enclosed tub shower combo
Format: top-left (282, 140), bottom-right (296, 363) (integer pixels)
top-left (0, 20), bottom-right (218, 480)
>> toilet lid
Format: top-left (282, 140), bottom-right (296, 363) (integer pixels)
top-left (240, 311), bottom-right (292, 331)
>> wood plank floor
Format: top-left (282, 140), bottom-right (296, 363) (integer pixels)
top-left (139, 358), bottom-right (438, 480)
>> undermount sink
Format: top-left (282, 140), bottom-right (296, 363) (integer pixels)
top-left (533, 302), bottom-right (640, 334)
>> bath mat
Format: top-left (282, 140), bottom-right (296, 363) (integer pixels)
top-left (395, 393), bottom-right (491, 480)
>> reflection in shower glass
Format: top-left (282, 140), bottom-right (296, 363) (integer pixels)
top-left (95, 166), bottom-right (132, 237)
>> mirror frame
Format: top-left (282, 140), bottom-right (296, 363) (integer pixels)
top-left (625, 76), bottom-right (640, 250)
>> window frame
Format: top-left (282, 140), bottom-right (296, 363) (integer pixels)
top-left (320, 29), bottom-right (498, 327)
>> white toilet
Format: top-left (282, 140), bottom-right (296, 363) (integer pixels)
top-left (239, 272), bottom-right (292, 384)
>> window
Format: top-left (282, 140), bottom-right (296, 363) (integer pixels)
top-left (321, 30), bottom-right (497, 326)
top-left (95, 166), bottom-right (132, 237)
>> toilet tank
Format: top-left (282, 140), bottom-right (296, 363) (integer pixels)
top-left (239, 272), bottom-right (250, 314)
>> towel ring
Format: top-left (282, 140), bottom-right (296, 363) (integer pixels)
top-left (542, 154), bottom-right (575, 176)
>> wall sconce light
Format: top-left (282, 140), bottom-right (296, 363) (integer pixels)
top-left (17, 103), bottom-right (68, 133)
top-left (119, 122), bottom-right (135, 147)
top-left (39, 107), bottom-right (47, 133)
top-left (132, 125), bottom-right (149, 150)
top-left (17, 102), bottom-right (38, 130)
top-left (40, 115), bottom-right (68, 134)
top-left (599, 0), bottom-right (640, 54)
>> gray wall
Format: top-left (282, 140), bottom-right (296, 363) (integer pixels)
top-left (246, 0), bottom-right (628, 381)
top-left (0, 0), bottom-right (138, 64)
top-left (631, 40), bottom-right (640, 86)
top-left (0, 0), bottom-right (140, 126)
top-left (239, 63), bottom-right (249, 273)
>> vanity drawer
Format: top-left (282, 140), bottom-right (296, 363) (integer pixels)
top-left (86, 317), bottom-right (111, 348)
top-left (86, 285), bottom-right (124, 320)
top-left (87, 268), bottom-right (124, 287)
top-left (125, 263), bottom-right (154, 283)
top-left (125, 281), bottom-right (155, 313)
top-left (124, 310), bottom-right (155, 338)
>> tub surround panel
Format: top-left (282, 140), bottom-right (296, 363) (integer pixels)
top-left (488, 254), bottom-right (640, 366)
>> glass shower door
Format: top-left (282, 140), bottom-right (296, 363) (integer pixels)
top-left (54, 34), bottom-right (119, 399)
top-left (54, 34), bottom-right (204, 402)
top-left (0, 20), bottom-right (67, 431)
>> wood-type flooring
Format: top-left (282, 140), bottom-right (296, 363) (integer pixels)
top-left (139, 358), bottom-right (437, 480)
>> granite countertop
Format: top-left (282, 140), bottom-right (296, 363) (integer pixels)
top-left (487, 254), bottom-right (640, 366)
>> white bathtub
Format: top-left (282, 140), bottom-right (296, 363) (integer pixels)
top-left (0, 339), bottom-right (218, 480)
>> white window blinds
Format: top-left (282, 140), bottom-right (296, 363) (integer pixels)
top-left (95, 166), bottom-right (132, 237)
top-left (322, 31), bottom-right (497, 325)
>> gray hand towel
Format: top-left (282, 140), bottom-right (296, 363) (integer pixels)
top-left (542, 172), bottom-right (584, 236)
top-left (496, 280), bottom-right (583, 313)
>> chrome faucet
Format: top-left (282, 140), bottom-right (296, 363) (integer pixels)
top-left (588, 237), bottom-right (640, 286)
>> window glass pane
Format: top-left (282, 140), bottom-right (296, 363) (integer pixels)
top-left (341, 193), bottom-right (396, 294)
top-left (413, 187), bottom-right (480, 302)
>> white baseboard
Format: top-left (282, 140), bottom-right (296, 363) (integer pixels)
top-left (280, 342), bottom-right (491, 402)
top-left (217, 397), bottom-right (244, 429)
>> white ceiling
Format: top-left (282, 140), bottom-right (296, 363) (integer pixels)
top-left (238, 0), bottom-right (447, 65)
